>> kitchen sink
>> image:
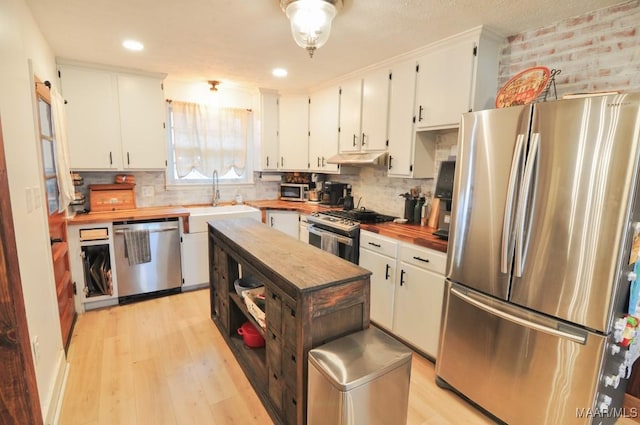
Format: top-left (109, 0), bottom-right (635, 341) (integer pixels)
top-left (187, 205), bottom-right (261, 233)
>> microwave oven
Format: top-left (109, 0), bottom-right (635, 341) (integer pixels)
top-left (280, 183), bottom-right (309, 202)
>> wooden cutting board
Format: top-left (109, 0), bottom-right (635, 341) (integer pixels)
top-left (428, 198), bottom-right (440, 228)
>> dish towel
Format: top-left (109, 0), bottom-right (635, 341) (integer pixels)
top-left (123, 229), bottom-right (151, 265)
top-left (320, 233), bottom-right (339, 255)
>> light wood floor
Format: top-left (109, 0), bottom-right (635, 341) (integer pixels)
top-left (57, 289), bottom-right (635, 425)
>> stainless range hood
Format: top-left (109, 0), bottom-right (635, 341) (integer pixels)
top-left (326, 151), bottom-right (388, 166)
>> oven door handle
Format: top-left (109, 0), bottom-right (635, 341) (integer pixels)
top-left (308, 225), bottom-right (353, 246)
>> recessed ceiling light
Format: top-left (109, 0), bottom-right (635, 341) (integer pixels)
top-left (123, 40), bottom-right (144, 51)
top-left (273, 68), bottom-right (288, 78)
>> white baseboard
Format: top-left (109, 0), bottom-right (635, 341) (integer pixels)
top-left (44, 351), bottom-right (69, 425)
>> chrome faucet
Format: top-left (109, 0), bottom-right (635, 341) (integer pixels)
top-left (212, 169), bottom-right (220, 206)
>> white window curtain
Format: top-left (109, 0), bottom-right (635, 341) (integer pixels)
top-left (50, 87), bottom-right (74, 212)
top-left (171, 101), bottom-right (251, 179)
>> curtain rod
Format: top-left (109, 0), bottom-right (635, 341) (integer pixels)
top-left (165, 99), bottom-right (252, 112)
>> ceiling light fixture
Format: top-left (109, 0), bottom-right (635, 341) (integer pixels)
top-left (208, 80), bottom-right (220, 91)
top-left (280, 0), bottom-right (342, 58)
top-left (122, 39), bottom-right (144, 51)
top-left (273, 68), bottom-right (288, 77)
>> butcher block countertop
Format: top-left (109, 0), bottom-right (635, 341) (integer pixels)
top-left (67, 206), bottom-right (190, 232)
top-left (360, 222), bottom-right (448, 253)
top-left (245, 199), bottom-right (448, 253)
top-left (211, 217), bottom-right (371, 294)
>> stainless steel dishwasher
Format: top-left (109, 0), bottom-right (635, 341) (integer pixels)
top-left (113, 218), bottom-right (182, 301)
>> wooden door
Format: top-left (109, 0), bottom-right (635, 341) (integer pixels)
top-left (0, 115), bottom-right (44, 424)
top-left (35, 79), bottom-right (76, 349)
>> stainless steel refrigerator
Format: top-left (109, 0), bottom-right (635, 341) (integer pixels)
top-left (436, 93), bottom-right (640, 425)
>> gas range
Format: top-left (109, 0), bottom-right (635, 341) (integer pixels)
top-left (307, 209), bottom-right (396, 234)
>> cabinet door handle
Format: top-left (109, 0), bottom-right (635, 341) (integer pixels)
top-left (317, 156), bottom-right (320, 167)
top-left (361, 133), bottom-right (366, 146)
top-left (418, 105), bottom-right (424, 122)
top-left (322, 156), bottom-right (326, 167)
top-left (413, 256), bottom-right (430, 263)
top-left (367, 242), bottom-right (381, 248)
top-left (266, 156), bottom-right (270, 167)
top-left (127, 152), bottom-right (130, 165)
top-left (352, 134), bottom-right (356, 146)
top-left (400, 269), bottom-right (406, 286)
top-left (270, 216), bottom-right (274, 227)
top-left (385, 264), bottom-right (391, 280)
top-left (281, 156), bottom-right (284, 167)
top-left (109, 151), bottom-right (113, 165)
top-left (388, 155), bottom-right (393, 170)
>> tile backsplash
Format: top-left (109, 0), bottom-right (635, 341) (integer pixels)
top-left (75, 131), bottom-right (456, 217)
top-left (330, 130), bottom-right (458, 218)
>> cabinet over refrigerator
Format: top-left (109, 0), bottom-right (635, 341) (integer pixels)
top-left (436, 93), bottom-right (640, 425)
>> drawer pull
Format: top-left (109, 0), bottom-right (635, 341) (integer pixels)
top-left (368, 242), bottom-right (382, 248)
top-left (292, 397), bottom-right (297, 406)
top-left (413, 256), bottom-right (430, 263)
top-left (291, 354), bottom-right (296, 362)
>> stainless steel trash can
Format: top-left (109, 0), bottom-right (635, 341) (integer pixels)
top-left (307, 327), bottom-right (412, 425)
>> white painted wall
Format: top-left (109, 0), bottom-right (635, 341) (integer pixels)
top-left (0, 0), bottom-right (67, 422)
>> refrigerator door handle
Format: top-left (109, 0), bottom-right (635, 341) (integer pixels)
top-left (451, 285), bottom-right (587, 345)
top-left (514, 132), bottom-right (540, 277)
top-left (501, 133), bottom-right (526, 273)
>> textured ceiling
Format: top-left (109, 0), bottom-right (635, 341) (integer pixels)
top-left (25, 0), bottom-right (624, 92)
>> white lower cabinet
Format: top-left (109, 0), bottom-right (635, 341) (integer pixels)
top-left (299, 215), bottom-right (310, 243)
top-left (266, 210), bottom-right (299, 239)
top-left (359, 230), bottom-right (446, 358)
top-left (181, 232), bottom-right (208, 289)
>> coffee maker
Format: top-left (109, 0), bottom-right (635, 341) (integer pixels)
top-left (432, 160), bottom-right (456, 239)
top-left (320, 181), bottom-right (350, 206)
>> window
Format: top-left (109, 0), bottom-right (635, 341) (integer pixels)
top-left (166, 101), bottom-right (254, 185)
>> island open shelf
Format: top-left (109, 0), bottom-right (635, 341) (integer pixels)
top-left (208, 218), bottom-right (371, 425)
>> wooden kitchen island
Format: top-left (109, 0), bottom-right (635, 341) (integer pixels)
top-left (208, 218), bottom-right (371, 425)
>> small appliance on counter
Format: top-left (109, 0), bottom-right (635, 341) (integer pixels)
top-left (279, 183), bottom-right (309, 202)
top-left (319, 181), bottom-right (350, 206)
top-left (432, 160), bottom-right (456, 239)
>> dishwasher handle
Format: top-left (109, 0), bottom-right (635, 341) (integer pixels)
top-left (114, 226), bottom-right (179, 235)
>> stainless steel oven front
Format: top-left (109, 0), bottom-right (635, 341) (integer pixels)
top-left (307, 223), bottom-right (359, 264)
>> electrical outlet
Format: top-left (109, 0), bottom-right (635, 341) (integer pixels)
top-left (142, 185), bottom-right (155, 197)
top-left (32, 336), bottom-right (40, 366)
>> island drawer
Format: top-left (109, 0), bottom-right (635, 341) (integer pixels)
top-left (266, 328), bottom-right (283, 374)
top-left (268, 368), bottom-right (284, 412)
top-left (283, 302), bottom-right (298, 348)
top-left (266, 287), bottom-right (283, 333)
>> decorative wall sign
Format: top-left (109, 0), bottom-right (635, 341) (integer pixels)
top-left (496, 66), bottom-right (551, 108)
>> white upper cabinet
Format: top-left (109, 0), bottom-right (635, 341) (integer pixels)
top-left (414, 28), bottom-right (501, 130)
top-left (338, 70), bottom-right (390, 153)
top-left (259, 89), bottom-right (279, 171)
top-left (360, 68), bottom-right (390, 151)
top-left (309, 86), bottom-right (340, 172)
top-left (387, 58), bottom-right (418, 177)
top-left (58, 62), bottom-right (167, 170)
top-left (278, 94), bottom-right (309, 170)
top-left (58, 65), bottom-right (121, 169)
top-left (117, 74), bottom-right (166, 169)
top-left (338, 78), bottom-right (363, 153)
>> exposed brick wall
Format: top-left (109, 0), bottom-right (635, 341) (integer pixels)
top-left (499, 0), bottom-right (640, 96)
